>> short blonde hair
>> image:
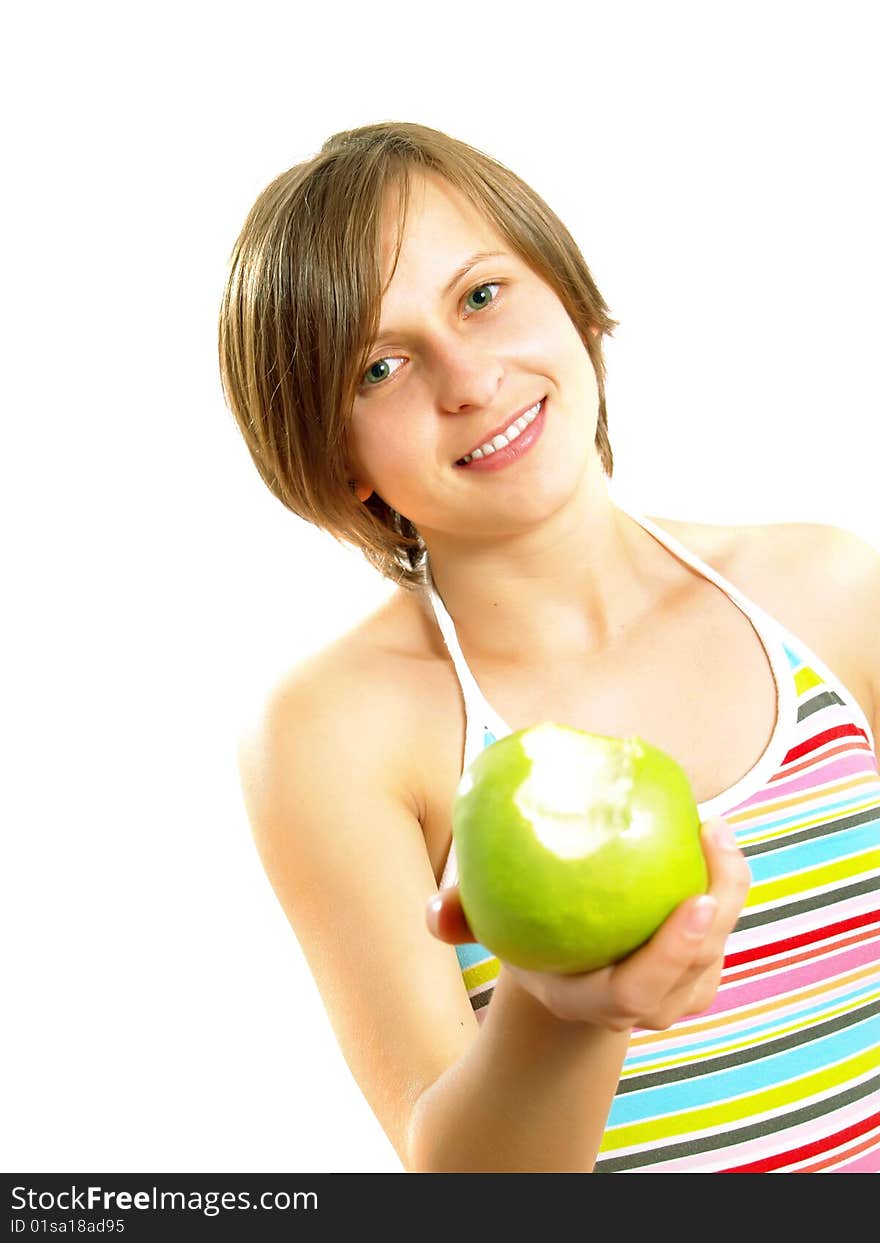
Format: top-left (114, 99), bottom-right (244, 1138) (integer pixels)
top-left (218, 121), bottom-right (617, 588)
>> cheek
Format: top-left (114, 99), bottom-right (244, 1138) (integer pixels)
top-left (513, 293), bottom-right (583, 365)
top-left (353, 414), bottom-right (427, 480)
top-left (552, 315), bottom-right (600, 398)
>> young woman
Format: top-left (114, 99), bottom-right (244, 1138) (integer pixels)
top-left (219, 121), bottom-right (880, 1173)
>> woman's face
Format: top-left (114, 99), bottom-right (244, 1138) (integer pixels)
top-left (346, 172), bottom-right (602, 539)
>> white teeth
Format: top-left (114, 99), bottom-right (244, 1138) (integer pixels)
top-left (458, 400), bottom-right (542, 465)
top-left (506, 419), bottom-right (525, 442)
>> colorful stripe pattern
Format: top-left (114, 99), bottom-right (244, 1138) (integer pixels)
top-left (452, 642), bottom-right (880, 1172)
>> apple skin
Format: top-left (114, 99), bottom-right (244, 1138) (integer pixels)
top-left (451, 721), bottom-right (709, 974)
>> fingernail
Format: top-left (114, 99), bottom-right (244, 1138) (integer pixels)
top-left (686, 894), bottom-right (717, 936)
top-left (711, 819), bottom-right (738, 851)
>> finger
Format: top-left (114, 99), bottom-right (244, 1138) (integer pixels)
top-left (425, 885), bottom-right (476, 944)
top-left (613, 818), bottom-right (750, 1014)
top-left (609, 891), bottom-right (720, 1017)
top-left (700, 816), bottom-right (752, 930)
top-left (612, 818), bottom-right (748, 986)
top-left (503, 889), bottom-right (718, 1026)
top-left (604, 820), bottom-right (749, 1022)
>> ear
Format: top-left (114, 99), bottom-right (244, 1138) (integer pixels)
top-left (349, 479), bottom-right (374, 503)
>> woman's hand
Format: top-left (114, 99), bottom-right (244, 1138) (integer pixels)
top-left (426, 816), bottom-right (751, 1032)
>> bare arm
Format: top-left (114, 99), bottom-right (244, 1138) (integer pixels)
top-left (239, 657), bottom-right (750, 1173)
top-left (410, 817), bottom-right (750, 1172)
top-left (406, 968), bottom-right (631, 1172)
top-left (236, 659), bottom-right (479, 1165)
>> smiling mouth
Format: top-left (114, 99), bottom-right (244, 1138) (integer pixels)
top-left (455, 398), bottom-right (544, 465)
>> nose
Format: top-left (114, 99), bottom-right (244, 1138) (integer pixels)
top-left (431, 335), bottom-right (505, 415)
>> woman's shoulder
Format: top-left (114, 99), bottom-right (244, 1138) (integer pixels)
top-left (248, 585), bottom-right (461, 818)
top-left (650, 511), bottom-right (876, 600)
top-left (650, 511), bottom-right (878, 725)
top-left (278, 585), bottom-right (450, 704)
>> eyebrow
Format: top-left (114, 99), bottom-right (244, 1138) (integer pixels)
top-left (371, 250), bottom-right (507, 349)
top-left (441, 250), bottom-right (506, 298)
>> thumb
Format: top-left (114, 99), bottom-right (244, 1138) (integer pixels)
top-left (698, 814), bottom-right (752, 911)
top-left (426, 885), bottom-right (477, 944)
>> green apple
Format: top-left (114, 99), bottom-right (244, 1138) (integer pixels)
top-left (452, 721), bottom-right (708, 974)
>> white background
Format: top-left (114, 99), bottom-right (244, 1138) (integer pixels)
top-left (3, 1), bottom-right (878, 1174)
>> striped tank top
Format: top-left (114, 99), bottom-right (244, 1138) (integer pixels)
top-left (425, 508), bottom-right (880, 1173)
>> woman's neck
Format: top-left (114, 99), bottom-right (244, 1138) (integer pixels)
top-left (421, 472), bottom-right (678, 665)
